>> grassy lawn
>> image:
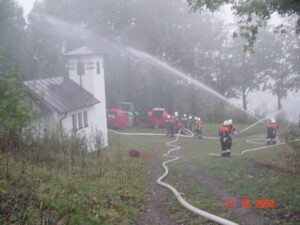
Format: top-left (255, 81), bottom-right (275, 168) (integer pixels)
top-left (1, 124), bottom-right (299, 224)
top-left (164, 124), bottom-right (300, 224)
top-left (0, 134), bottom-right (152, 225)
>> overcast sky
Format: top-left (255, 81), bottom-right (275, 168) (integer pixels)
top-left (18, 0), bottom-right (35, 17)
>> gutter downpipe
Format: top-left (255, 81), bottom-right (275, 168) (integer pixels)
top-left (59, 113), bottom-right (68, 133)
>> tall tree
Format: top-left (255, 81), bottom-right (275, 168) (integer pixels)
top-left (187, 0), bottom-right (300, 49)
top-left (260, 29), bottom-right (300, 110)
top-left (0, 0), bottom-right (28, 74)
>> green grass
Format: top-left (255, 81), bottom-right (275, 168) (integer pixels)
top-left (171, 124), bottom-right (300, 224)
top-left (106, 124), bottom-right (300, 224)
top-left (0, 137), bottom-right (149, 225)
top-left (1, 124), bottom-right (299, 224)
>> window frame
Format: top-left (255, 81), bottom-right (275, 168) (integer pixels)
top-left (83, 111), bottom-right (88, 128)
top-left (72, 114), bottom-right (77, 131)
top-left (78, 112), bottom-right (83, 129)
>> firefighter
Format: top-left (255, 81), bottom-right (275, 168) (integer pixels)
top-left (166, 115), bottom-right (176, 137)
top-left (176, 120), bottom-right (185, 134)
top-left (219, 120), bottom-right (230, 156)
top-left (187, 115), bottom-right (193, 131)
top-left (166, 115), bottom-right (172, 137)
top-left (227, 119), bottom-right (237, 155)
top-left (267, 118), bottom-right (277, 145)
top-left (194, 117), bottom-right (202, 139)
top-left (182, 114), bottom-right (188, 128)
top-left (170, 115), bottom-right (176, 137)
top-left (174, 111), bottom-right (179, 121)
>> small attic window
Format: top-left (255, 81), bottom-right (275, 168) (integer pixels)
top-left (77, 61), bottom-right (85, 75)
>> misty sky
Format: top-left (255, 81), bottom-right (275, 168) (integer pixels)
top-left (17, 0), bottom-right (300, 122)
top-left (18, 0), bottom-right (35, 17)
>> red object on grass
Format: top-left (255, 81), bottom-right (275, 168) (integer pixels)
top-left (147, 108), bottom-right (170, 128)
top-left (129, 149), bottom-right (141, 158)
top-left (107, 108), bottom-right (129, 129)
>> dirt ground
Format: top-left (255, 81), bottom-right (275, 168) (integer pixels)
top-left (135, 148), bottom-right (179, 225)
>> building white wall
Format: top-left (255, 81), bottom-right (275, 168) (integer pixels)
top-left (66, 53), bottom-right (108, 147)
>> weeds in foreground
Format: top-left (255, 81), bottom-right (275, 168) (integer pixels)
top-left (0, 128), bottom-right (147, 225)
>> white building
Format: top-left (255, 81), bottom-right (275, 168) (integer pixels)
top-left (24, 46), bottom-right (108, 149)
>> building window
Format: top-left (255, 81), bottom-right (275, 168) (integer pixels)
top-left (96, 61), bottom-right (100, 74)
top-left (78, 112), bottom-right (83, 129)
top-left (77, 61), bottom-right (85, 75)
top-left (72, 114), bottom-right (77, 131)
top-left (84, 111), bottom-right (88, 127)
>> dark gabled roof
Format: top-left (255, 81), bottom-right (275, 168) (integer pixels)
top-left (24, 77), bottom-right (100, 114)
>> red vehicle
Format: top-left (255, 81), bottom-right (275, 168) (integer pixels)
top-left (107, 108), bottom-right (129, 129)
top-left (147, 108), bottom-right (170, 128)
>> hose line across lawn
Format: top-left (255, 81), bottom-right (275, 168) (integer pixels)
top-left (109, 129), bottom-right (240, 225)
top-left (208, 135), bottom-right (300, 157)
top-left (156, 128), bottom-right (239, 225)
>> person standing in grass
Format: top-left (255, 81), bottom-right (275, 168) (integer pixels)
top-left (227, 119), bottom-right (237, 156)
top-left (194, 117), bottom-right (202, 139)
top-left (166, 115), bottom-right (171, 136)
top-left (187, 115), bottom-right (193, 131)
top-left (267, 118), bottom-right (278, 145)
top-left (219, 120), bottom-right (230, 156)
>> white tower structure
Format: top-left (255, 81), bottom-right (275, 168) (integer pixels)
top-left (65, 46), bottom-right (108, 147)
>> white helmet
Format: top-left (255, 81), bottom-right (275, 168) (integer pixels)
top-left (223, 120), bottom-right (230, 126)
top-left (189, 116), bottom-right (192, 119)
top-left (183, 114), bottom-right (187, 117)
top-left (174, 111), bottom-right (178, 116)
top-left (197, 118), bottom-right (201, 121)
top-left (270, 118), bottom-right (275, 123)
top-left (167, 115), bottom-right (171, 119)
top-left (228, 119), bottom-right (233, 125)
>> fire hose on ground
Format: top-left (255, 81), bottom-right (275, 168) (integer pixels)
top-left (108, 129), bottom-right (299, 225)
top-left (209, 135), bottom-right (300, 156)
top-left (109, 129), bottom-right (239, 225)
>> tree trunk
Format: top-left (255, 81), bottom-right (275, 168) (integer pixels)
top-left (242, 88), bottom-right (247, 110)
top-left (277, 95), bottom-right (282, 110)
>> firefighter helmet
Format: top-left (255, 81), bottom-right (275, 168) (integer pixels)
top-left (223, 120), bottom-right (230, 126)
top-left (228, 119), bottom-right (233, 125)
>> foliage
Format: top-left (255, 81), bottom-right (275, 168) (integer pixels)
top-left (187, 0), bottom-right (300, 49)
top-left (0, 130), bottom-right (148, 225)
top-left (0, 54), bottom-right (33, 143)
top-left (260, 29), bottom-right (300, 110)
top-left (0, 0), bottom-right (32, 77)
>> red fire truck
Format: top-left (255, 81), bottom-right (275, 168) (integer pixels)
top-left (147, 108), bottom-right (170, 128)
top-left (107, 108), bottom-right (129, 129)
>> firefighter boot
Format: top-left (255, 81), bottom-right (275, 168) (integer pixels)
top-left (225, 149), bottom-right (231, 157)
top-left (221, 150), bottom-right (227, 157)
